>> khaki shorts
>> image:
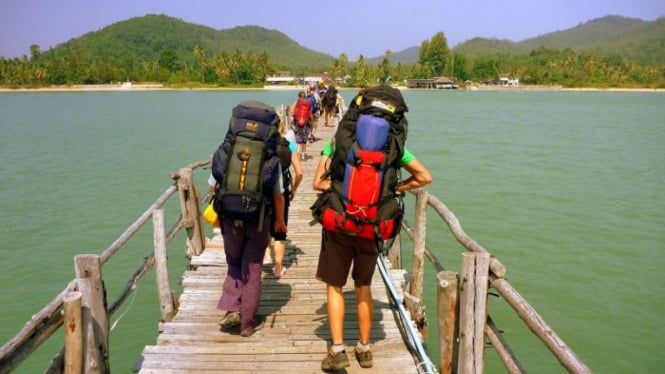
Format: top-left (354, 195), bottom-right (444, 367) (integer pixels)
top-left (316, 230), bottom-right (379, 287)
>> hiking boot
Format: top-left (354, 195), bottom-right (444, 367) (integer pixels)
top-left (240, 317), bottom-right (265, 337)
top-left (218, 311), bottom-right (240, 329)
top-left (355, 347), bottom-right (373, 368)
top-left (321, 349), bottom-right (350, 371)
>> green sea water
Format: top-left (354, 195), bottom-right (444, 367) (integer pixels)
top-left (1, 89), bottom-right (663, 373)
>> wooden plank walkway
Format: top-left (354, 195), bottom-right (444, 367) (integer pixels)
top-left (137, 123), bottom-right (422, 373)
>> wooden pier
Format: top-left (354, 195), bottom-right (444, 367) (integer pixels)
top-left (136, 124), bottom-right (423, 373)
top-left (0, 112), bottom-right (592, 374)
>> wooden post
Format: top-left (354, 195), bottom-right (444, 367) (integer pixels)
top-left (63, 291), bottom-right (83, 374)
top-left (409, 190), bottom-right (428, 301)
top-left (437, 271), bottom-right (459, 374)
top-left (405, 189), bottom-right (429, 338)
top-left (153, 209), bottom-right (175, 322)
top-left (74, 255), bottom-right (109, 374)
top-left (176, 167), bottom-right (205, 256)
top-left (457, 252), bottom-right (490, 374)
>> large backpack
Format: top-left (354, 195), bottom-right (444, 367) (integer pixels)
top-left (310, 85), bottom-right (408, 243)
top-left (306, 92), bottom-right (320, 115)
top-left (292, 98), bottom-right (311, 127)
top-left (323, 87), bottom-right (337, 108)
top-left (211, 100), bottom-right (281, 227)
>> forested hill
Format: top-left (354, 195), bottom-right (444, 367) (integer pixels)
top-left (23, 14), bottom-right (665, 68)
top-left (32, 14), bottom-right (335, 71)
top-left (450, 15), bottom-right (665, 65)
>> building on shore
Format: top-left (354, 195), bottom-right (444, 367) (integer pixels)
top-left (405, 76), bottom-right (459, 89)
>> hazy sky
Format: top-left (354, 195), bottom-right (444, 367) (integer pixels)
top-left (1, 0), bottom-right (664, 59)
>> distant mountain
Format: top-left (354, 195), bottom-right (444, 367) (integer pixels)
top-left (366, 47), bottom-right (420, 65)
top-left (34, 14), bottom-right (335, 71)
top-left (31, 14), bottom-right (665, 70)
top-left (367, 15), bottom-right (665, 65)
top-left (453, 15), bottom-right (665, 65)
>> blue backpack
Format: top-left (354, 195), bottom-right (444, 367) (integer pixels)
top-left (307, 93), bottom-right (319, 114)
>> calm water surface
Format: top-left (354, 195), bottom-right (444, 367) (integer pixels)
top-left (1, 89), bottom-right (663, 373)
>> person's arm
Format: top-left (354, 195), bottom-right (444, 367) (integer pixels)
top-left (397, 158), bottom-right (433, 192)
top-left (312, 155), bottom-right (332, 191)
top-left (271, 165), bottom-right (287, 233)
top-left (272, 193), bottom-right (287, 233)
top-left (208, 173), bottom-right (216, 193)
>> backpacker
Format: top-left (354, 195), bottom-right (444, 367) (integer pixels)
top-left (276, 136), bottom-right (293, 192)
top-left (293, 97), bottom-right (311, 127)
top-left (323, 86), bottom-right (337, 108)
top-left (211, 100), bottom-right (281, 227)
top-left (310, 85), bottom-right (408, 243)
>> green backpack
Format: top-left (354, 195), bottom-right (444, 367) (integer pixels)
top-left (212, 101), bottom-right (281, 226)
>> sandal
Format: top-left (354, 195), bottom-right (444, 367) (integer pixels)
top-left (274, 267), bottom-right (287, 278)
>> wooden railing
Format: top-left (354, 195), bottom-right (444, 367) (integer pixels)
top-left (0, 160), bottom-right (210, 374)
top-left (392, 189), bottom-right (592, 373)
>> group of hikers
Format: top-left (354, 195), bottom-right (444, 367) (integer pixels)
top-left (290, 80), bottom-right (345, 160)
top-left (207, 85), bottom-right (432, 371)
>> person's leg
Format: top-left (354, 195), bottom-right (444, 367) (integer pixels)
top-left (238, 220), bottom-right (271, 332)
top-left (310, 115), bottom-right (317, 142)
top-left (355, 285), bottom-right (373, 344)
top-left (327, 284), bottom-right (346, 344)
top-left (273, 239), bottom-right (286, 277)
top-left (263, 240), bottom-right (273, 265)
top-left (349, 237), bottom-right (378, 367)
top-left (317, 231), bottom-right (354, 370)
top-left (217, 219), bottom-right (244, 313)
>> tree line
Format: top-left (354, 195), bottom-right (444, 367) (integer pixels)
top-left (1, 32), bottom-right (663, 88)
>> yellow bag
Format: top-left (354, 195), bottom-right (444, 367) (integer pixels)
top-left (203, 203), bottom-right (219, 227)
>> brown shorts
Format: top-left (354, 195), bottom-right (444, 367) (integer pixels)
top-left (316, 230), bottom-right (379, 287)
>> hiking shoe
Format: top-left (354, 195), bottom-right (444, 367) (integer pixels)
top-left (240, 317), bottom-right (265, 337)
top-left (355, 347), bottom-right (373, 368)
top-left (218, 311), bottom-right (240, 329)
top-left (321, 349), bottom-right (350, 371)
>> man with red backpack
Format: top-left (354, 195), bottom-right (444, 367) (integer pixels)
top-left (311, 86), bottom-right (432, 371)
top-left (291, 90), bottom-right (312, 160)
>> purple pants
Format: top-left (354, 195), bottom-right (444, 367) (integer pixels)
top-left (217, 218), bottom-right (270, 330)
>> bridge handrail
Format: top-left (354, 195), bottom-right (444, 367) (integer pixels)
top-left (0, 161), bottom-right (210, 373)
top-left (397, 189), bottom-right (591, 373)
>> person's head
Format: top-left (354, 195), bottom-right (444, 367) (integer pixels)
top-left (298, 90), bottom-right (306, 98)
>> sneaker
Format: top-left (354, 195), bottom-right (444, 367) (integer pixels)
top-left (321, 349), bottom-right (350, 371)
top-left (355, 347), bottom-right (373, 368)
top-left (240, 317), bottom-right (265, 337)
top-left (218, 311), bottom-right (240, 329)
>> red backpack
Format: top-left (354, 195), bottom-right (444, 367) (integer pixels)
top-left (293, 98), bottom-right (311, 127)
top-left (310, 85), bottom-right (409, 243)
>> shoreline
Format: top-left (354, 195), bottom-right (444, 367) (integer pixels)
top-left (1, 83), bottom-right (663, 93)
